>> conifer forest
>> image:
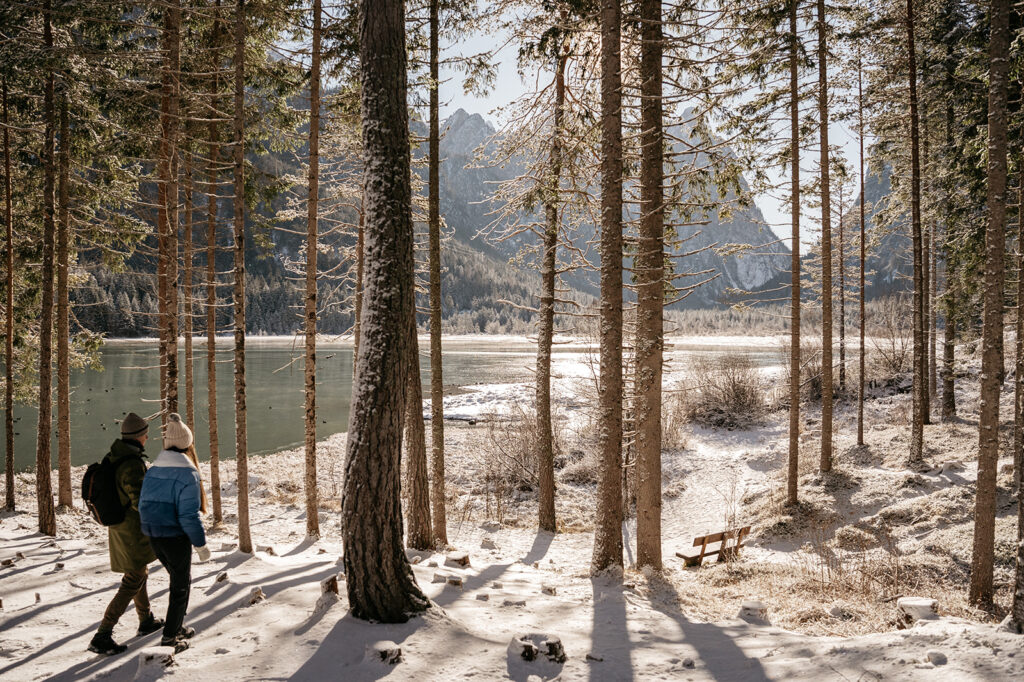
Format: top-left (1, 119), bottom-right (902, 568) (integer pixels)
top-left (2, 0), bottom-right (1024, 679)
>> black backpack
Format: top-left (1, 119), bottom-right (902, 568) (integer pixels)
top-left (81, 453), bottom-right (141, 526)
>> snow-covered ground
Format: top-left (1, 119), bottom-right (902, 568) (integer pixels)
top-left (2, 337), bottom-right (1022, 680)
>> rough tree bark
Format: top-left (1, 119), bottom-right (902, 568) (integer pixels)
top-left (591, 0), bottom-right (624, 576)
top-left (3, 79), bottom-right (13, 511)
top-left (940, 86), bottom-right (957, 422)
top-left (536, 22), bottom-right (566, 536)
top-left (427, 0), bottom-right (448, 549)
top-left (56, 95), bottom-right (71, 509)
top-left (906, 0), bottom-right (925, 468)
top-left (404, 307), bottom-right (432, 550)
top-left (232, 0), bottom-right (252, 554)
top-left (817, 0), bottom-right (833, 474)
top-left (343, 0), bottom-right (430, 622)
top-left (635, 0), bottom-right (663, 570)
top-left (969, 0), bottom-right (1008, 610)
top-left (787, 0), bottom-right (801, 504)
top-left (304, 0), bottom-right (321, 540)
top-left (353, 201), bottom-right (363, 373)
top-left (921, 102), bottom-right (931, 423)
top-left (36, 0), bottom-right (58, 536)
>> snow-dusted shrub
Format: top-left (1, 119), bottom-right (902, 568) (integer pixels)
top-left (684, 353), bottom-right (766, 428)
top-left (661, 390), bottom-right (690, 450)
top-left (868, 293), bottom-right (912, 383)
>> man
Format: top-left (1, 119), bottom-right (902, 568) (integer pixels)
top-left (88, 412), bottom-right (164, 655)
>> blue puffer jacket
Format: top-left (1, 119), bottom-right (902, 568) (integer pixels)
top-left (139, 449), bottom-right (207, 548)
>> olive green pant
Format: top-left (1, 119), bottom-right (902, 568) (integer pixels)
top-left (97, 567), bottom-right (151, 634)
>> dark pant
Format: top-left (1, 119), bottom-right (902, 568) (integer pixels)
top-left (149, 535), bottom-right (192, 641)
top-left (98, 567), bottom-right (151, 634)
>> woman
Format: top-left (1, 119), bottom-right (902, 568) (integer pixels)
top-left (139, 413), bottom-right (211, 652)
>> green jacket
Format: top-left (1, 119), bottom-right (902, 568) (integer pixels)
top-left (106, 439), bottom-right (156, 573)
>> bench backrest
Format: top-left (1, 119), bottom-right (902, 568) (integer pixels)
top-left (692, 525), bottom-right (751, 547)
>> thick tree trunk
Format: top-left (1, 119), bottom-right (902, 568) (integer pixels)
top-left (906, 0), bottom-right (925, 467)
top-left (635, 0), bottom-right (663, 571)
top-left (536, 28), bottom-right (566, 536)
top-left (591, 0), bottom-right (624, 576)
top-left (233, 0), bottom-right (252, 554)
top-left (427, 0), bottom-right (447, 549)
top-left (36, 0), bottom-right (58, 536)
top-left (304, 0), bottom-right (321, 540)
top-left (969, 0), bottom-right (1009, 610)
top-left (405, 308), bottom-right (432, 550)
top-left (787, 0), bottom-right (801, 504)
top-left (817, 0), bottom-right (833, 473)
top-left (3, 79), bottom-right (13, 511)
top-left (857, 51), bottom-right (866, 447)
top-left (1016, 165), bottom-right (1023, 488)
top-left (343, 0), bottom-right (429, 622)
top-left (56, 95), bottom-right (71, 509)
top-left (183, 150), bottom-right (195, 429)
top-left (206, 29), bottom-right (223, 523)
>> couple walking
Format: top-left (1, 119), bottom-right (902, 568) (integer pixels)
top-left (88, 412), bottom-right (211, 655)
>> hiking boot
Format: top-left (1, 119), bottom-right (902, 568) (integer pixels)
top-left (178, 625), bottom-right (195, 639)
top-left (160, 636), bottom-right (189, 654)
top-left (136, 613), bottom-right (165, 636)
top-left (88, 632), bottom-right (127, 656)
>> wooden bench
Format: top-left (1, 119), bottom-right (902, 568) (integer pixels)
top-left (675, 525), bottom-right (751, 567)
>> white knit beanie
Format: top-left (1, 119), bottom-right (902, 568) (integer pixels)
top-left (163, 413), bottom-right (194, 450)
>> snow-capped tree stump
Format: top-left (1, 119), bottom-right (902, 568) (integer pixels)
top-left (541, 584), bottom-right (556, 596)
top-left (445, 551), bottom-right (470, 567)
top-left (476, 593), bottom-right (489, 601)
top-left (507, 634), bottom-right (567, 664)
top-left (896, 597), bottom-right (938, 627)
top-left (135, 648), bottom-right (174, 681)
top-left (431, 572), bottom-right (447, 584)
top-left (243, 587), bottom-right (266, 607)
top-left (321, 575), bottom-right (339, 595)
top-left (481, 537), bottom-right (497, 550)
top-left (738, 599), bottom-right (768, 623)
top-left (365, 641), bottom-right (402, 665)
top-left (446, 575), bottom-right (463, 588)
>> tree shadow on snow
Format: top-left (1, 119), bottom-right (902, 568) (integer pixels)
top-left (432, 530), bottom-right (553, 609)
top-left (288, 611), bottom-right (432, 681)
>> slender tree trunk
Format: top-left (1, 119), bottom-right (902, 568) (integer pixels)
top-left (536, 26), bottom-right (566, 536)
top-left (940, 94), bottom-right (956, 421)
top-left (206, 13), bottom-right (223, 522)
top-left (56, 94), bottom-right (71, 509)
top-left (3, 79), bottom-right (14, 511)
top-left (232, 0), bottom-right (252, 554)
top-left (635, 0), bottom-right (663, 571)
top-left (591, 0), bottom-right (624, 576)
top-left (427, 0), bottom-right (447, 549)
top-left (817, 0), bottom-right (833, 473)
top-left (36, 0), bottom-right (58, 536)
top-left (906, 0), bottom-right (925, 467)
top-left (183, 149), bottom-right (195, 430)
top-left (353, 201), bottom-right (363, 373)
top-left (787, 0), bottom-right (801, 504)
top-left (969, 0), bottom-right (1009, 610)
top-left (857, 52), bottom-right (866, 447)
top-left (344, 0), bottom-right (429, 622)
top-left (921, 102), bottom-right (931, 423)
top-left (1018, 163), bottom-right (1024, 484)
top-left (405, 308), bottom-right (432, 550)
top-left (839, 194), bottom-right (846, 394)
top-left (304, 0), bottom-right (322, 540)
top-left (165, 2), bottom-right (181, 416)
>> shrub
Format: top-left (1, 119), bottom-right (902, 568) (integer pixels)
top-left (684, 353), bottom-right (766, 428)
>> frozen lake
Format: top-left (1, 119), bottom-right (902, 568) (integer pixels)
top-left (6, 336), bottom-right (785, 471)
